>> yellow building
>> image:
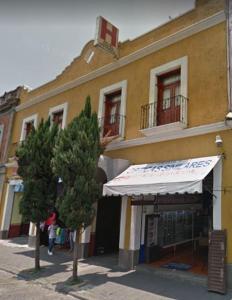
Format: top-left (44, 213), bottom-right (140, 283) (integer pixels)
top-left (0, 86), bottom-right (27, 239)
top-left (1, 0), bottom-right (232, 288)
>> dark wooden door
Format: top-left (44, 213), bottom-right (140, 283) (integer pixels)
top-left (157, 69), bottom-right (180, 125)
top-left (95, 196), bottom-right (121, 255)
top-left (103, 92), bottom-right (121, 137)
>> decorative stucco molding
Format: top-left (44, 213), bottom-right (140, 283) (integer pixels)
top-left (105, 121), bottom-right (230, 151)
top-left (15, 11), bottom-right (225, 112)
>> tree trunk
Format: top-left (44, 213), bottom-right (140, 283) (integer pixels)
top-left (72, 230), bottom-right (79, 280)
top-left (35, 222), bottom-right (40, 270)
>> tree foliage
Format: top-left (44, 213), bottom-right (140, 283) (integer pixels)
top-left (52, 96), bottom-right (102, 231)
top-left (17, 118), bottom-right (59, 223)
top-left (16, 118), bottom-right (59, 270)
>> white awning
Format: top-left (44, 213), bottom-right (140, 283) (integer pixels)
top-left (103, 155), bottom-right (220, 196)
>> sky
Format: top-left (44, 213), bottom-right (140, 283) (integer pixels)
top-left (0, 0), bottom-right (195, 95)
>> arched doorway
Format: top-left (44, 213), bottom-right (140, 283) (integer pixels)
top-left (95, 167), bottom-right (121, 255)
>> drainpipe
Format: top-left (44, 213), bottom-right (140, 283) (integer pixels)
top-left (225, 0), bottom-right (232, 126)
top-left (226, 0), bottom-right (232, 112)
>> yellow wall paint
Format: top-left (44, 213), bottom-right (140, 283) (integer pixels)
top-left (120, 0), bottom-right (224, 57)
top-left (106, 133), bottom-right (222, 163)
top-left (107, 130), bottom-right (232, 262)
top-left (0, 180), bottom-right (7, 227)
top-left (11, 23), bottom-right (227, 144)
top-left (18, 0), bottom-right (224, 102)
top-left (11, 193), bottom-right (23, 225)
top-left (0, 166), bottom-right (22, 227)
top-left (6, 0), bottom-right (232, 262)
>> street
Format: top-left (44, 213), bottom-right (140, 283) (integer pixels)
top-left (0, 237), bottom-right (231, 300)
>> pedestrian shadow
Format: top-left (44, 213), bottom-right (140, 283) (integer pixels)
top-left (15, 246), bottom-right (74, 282)
top-left (14, 246), bottom-right (73, 265)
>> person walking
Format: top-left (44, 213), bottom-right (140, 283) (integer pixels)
top-left (43, 208), bottom-right (58, 247)
top-left (48, 220), bottom-right (58, 255)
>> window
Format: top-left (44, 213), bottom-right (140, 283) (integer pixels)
top-left (25, 120), bottom-right (34, 138)
top-left (157, 69), bottom-right (181, 125)
top-left (98, 80), bottom-right (127, 138)
top-left (148, 56), bottom-right (188, 129)
top-left (20, 114), bottom-right (38, 141)
top-left (103, 91), bottom-right (121, 137)
top-left (52, 110), bottom-right (63, 128)
top-left (49, 103), bottom-right (68, 129)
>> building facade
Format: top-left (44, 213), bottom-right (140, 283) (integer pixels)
top-left (2, 0), bottom-right (232, 287)
top-left (0, 86), bottom-right (27, 239)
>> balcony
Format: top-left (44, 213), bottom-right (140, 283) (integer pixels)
top-left (140, 95), bottom-right (188, 136)
top-left (99, 114), bottom-right (125, 139)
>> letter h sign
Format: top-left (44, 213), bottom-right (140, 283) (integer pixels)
top-left (94, 16), bottom-right (119, 57)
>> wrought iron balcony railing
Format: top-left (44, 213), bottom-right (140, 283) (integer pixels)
top-left (140, 95), bottom-right (188, 130)
top-left (98, 114), bottom-right (125, 138)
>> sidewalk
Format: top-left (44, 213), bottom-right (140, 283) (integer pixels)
top-left (0, 237), bottom-right (230, 300)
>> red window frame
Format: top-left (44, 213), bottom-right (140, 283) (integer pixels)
top-left (25, 121), bottom-right (34, 138)
top-left (52, 110), bottom-right (63, 128)
top-left (103, 90), bottom-right (121, 137)
top-left (157, 69), bottom-right (181, 126)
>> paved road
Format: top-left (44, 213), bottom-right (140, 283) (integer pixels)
top-left (0, 237), bottom-right (231, 300)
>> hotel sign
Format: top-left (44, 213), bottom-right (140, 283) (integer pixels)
top-left (94, 16), bottom-right (119, 57)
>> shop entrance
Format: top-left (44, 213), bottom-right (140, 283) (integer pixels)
top-left (143, 172), bottom-right (213, 276)
top-left (95, 196), bottom-right (121, 255)
top-left (8, 192), bottom-right (29, 238)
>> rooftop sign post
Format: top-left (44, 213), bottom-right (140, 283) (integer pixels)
top-left (94, 16), bottom-right (119, 58)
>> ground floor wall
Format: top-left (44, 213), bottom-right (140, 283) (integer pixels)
top-left (106, 130), bottom-right (232, 266)
top-left (0, 155), bottom-right (129, 244)
top-left (0, 183), bottom-right (15, 239)
top-left (118, 196), bottom-right (212, 268)
top-left (0, 161), bottom-right (21, 239)
top-left (27, 156), bottom-right (129, 256)
top-left (2, 130), bottom-right (232, 286)
top-left (29, 196), bottom-right (121, 258)
top-left (0, 179), bottom-right (26, 239)
top-left (104, 129), bottom-right (232, 292)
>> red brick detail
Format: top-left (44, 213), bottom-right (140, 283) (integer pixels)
top-left (8, 223), bottom-right (30, 238)
top-left (8, 224), bottom-right (21, 238)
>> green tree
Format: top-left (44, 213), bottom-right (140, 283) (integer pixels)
top-left (16, 118), bottom-right (59, 270)
top-left (52, 96), bottom-right (102, 281)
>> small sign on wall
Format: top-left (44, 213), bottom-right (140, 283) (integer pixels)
top-left (94, 16), bottom-right (119, 57)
